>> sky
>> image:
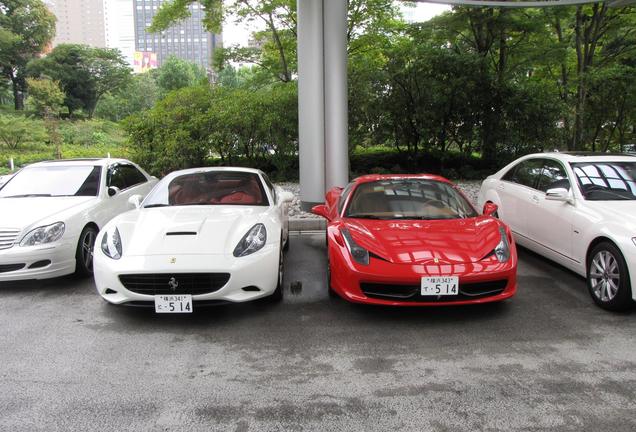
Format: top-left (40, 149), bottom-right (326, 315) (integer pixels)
top-left (222, 2), bottom-right (452, 47)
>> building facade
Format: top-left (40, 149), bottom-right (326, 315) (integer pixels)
top-left (46, 0), bottom-right (106, 47)
top-left (104, 0), bottom-right (136, 66)
top-left (133, 0), bottom-right (221, 70)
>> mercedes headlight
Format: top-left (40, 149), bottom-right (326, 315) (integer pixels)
top-left (101, 227), bottom-right (122, 260)
top-left (494, 226), bottom-right (511, 263)
top-left (233, 224), bottom-right (267, 257)
top-left (341, 228), bottom-right (369, 266)
top-left (20, 222), bottom-right (65, 247)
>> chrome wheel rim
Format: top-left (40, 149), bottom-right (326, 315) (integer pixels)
top-left (590, 250), bottom-right (620, 302)
top-left (81, 230), bottom-right (96, 271)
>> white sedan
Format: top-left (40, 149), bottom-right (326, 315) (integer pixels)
top-left (478, 152), bottom-right (636, 311)
top-left (93, 167), bottom-right (293, 312)
top-left (0, 158), bottom-right (156, 281)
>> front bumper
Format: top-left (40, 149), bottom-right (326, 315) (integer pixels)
top-left (0, 241), bottom-right (76, 281)
top-left (94, 244), bottom-right (280, 305)
top-left (329, 244), bottom-right (517, 306)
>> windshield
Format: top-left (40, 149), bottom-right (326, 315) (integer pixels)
top-left (143, 170), bottom-right (269, 207)
top-left (571, 162), bottom-right (636, 201)
top-left (344, 179), bottom-right (477, 220)
top-left (0, 165), bottom-right (102, 198)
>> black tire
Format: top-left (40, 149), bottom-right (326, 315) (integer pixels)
top-left (283, 234), bottom-right (290, 252)
top-left (269, 242), bottom-right (284, 301)
top-left (587, 241), bottom-right (632, 312)
top-left (75, 225), bottom-right (98, 277)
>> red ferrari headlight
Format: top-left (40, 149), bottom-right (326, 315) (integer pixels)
top-left (340, 228), bottom-right (369, 266)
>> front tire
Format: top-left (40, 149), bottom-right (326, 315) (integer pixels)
top-left (75, 225), bottom-right (98, 277)
top-left (587, 242), bottom-right (632, 311)
top-left (269, 242), bottom-right (284, 301)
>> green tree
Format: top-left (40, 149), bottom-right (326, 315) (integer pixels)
top-left (156, 55), bottom-right (207, 94)
top-left (95, 72), bottom-right (160, 121)
top-left (0, 114), bottom-right (47, 149)
top-left (0, 0), bottom-right (55, 110)
top-left (28, 44), bottom-right (131, 117)
top-left (26, 77), bottom-right (65, 117)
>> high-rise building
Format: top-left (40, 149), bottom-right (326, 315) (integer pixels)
top-left (133, 0), bottom-right (221, 70)
top-left (46, 0), bottom-right (106, 47)
top-left (104, 0), bottom-right (136, 66)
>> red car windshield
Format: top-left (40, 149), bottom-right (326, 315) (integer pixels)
top-left (344, 179), bottom-right (477, 220)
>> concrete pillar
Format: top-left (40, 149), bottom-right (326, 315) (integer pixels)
top-left (297, 0), bottom-right (325, 211)
top-left (323, 0), bottom-right (349, 191)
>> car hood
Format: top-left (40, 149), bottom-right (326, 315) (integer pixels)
top-left (0, 196), bottom-right (96, 230)
top-left (115, 206), bottom-right (271, 256)
top-left (344, 217), bottom-right (504, 264)
top-left (585, 200), bottom-right (636, 231)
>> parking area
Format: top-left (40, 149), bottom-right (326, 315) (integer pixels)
top-left (1, 233), bottom-right (635, 431)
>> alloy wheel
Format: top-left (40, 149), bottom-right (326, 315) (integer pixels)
top-left (589, 250), bottom-right (620, 302)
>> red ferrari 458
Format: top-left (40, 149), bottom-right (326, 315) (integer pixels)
top-left (312, 175), bottom-right (517, 306)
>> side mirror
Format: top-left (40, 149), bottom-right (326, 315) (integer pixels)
top-left (311, 204), bottom-right (331, 221)
top-left (482, 202), bottom-right (498, 217)
top-left (279, 191), bottom-right (294, 204)
top-left (128, 194), bottom-right (142, 209)
top-left (107, 186), bottom-right (120, 197)
top-left (545, 188), bottom-right (570, 202)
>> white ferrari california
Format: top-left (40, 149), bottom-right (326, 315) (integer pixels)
top-left (0, 158), bottom-right (156, 281)
top-left (93, 167), bottom-right (294, 312)
top-left (478, 152), bottom-right (636, 311)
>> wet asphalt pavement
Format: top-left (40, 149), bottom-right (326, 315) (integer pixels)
top-left (1, 233), bottom-right (635, 432)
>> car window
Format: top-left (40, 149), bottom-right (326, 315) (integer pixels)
top-left (261, 173), bottom-right (277, 203)
top-left (0, 165), bottom-right (102, 197)
top-left (571, 161), bottom-right (636, 201)
top-left (337, 182), bottom-right (355, 215)
top-left (108, 164), bottom-right (147, 190)
top-left (537, 160), bottom-right (570, 192)
top-left (344, 179), bottom-right (477, 220)
top-left (504, 159), bottom-right (544, 189)
top-left (143, 171), bottom-right (269, 207)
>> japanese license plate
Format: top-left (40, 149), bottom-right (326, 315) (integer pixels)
top-left (154, 294), bottom-right (193, 313)
top-left (421, 276), bottom-right (459, 296)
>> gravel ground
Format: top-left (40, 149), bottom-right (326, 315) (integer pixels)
top-left (277, 180), bottom-right (483, 218)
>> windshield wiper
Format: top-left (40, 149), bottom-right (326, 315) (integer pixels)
top-left (3, 194), bottom-right (52, 198)
top-left (143, 204), bottom-right (169, 208)
top-left (346, 213), bottom-right (387, 219)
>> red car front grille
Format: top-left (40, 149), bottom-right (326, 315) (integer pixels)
top-left (360, 279), bottom-right (508, 302)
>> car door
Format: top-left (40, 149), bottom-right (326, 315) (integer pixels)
top-left (105, 163), bottom-right (148, 219)
top-left (496, 158), bottom-right (544, 239)
top-left (526, 159), bottom-right (576, 262)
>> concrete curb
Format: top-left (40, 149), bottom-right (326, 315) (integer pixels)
top-left (289, 218), bottom-right (326, 232)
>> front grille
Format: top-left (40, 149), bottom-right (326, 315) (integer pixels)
top-left (0, 264), bottom-right (26, 273)
top-left (119, 273), bottom-right (231, 295)
top-left (0, 229), bottom-right (20, 250)
top-left (360, 279), bottom-right (508, 302)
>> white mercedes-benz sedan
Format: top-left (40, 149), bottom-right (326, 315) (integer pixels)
top-left (93, 167), bottom-right (294, 312)
top-left (478, 152), bottom-right (636, 311)
top-left (0, 158), bottom-right (156, 281)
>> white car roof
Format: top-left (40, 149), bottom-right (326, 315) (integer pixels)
top-left (524, 152), bottom-right (636, 164)
top-left (166, 167), bottom-right (264, 176)
top-left (26, 158), bottom-right (132, 168)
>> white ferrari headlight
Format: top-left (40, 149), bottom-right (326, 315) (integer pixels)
top-left (233, 224), bottom-right (267, 257)
top-left (20, 222), bottom-right (65, 247)
top-left (101, 227), bottom-right (122, 260)
top-left (494, 227), bottom-right (511, 263)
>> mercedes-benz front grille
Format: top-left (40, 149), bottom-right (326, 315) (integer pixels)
top-left (0, 229), bottom-right (21, 250)
top-left (118, 273), bottom-right (231, 295)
